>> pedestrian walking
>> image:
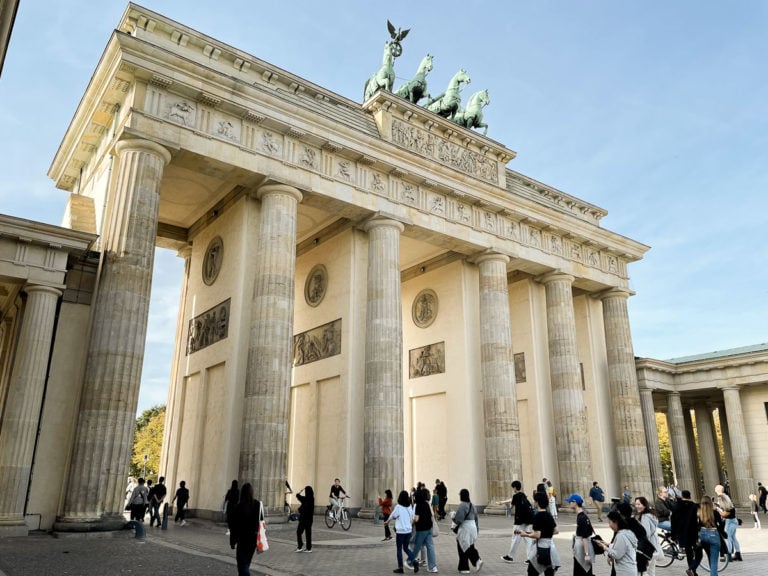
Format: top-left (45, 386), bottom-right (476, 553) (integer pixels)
top-left (224, 480), bottom-right (239, 535)
top-left (588, 481), bottom-right (605, 522)
top-left (520, 491), bottom-right (561, 576)
top-left (386, 490), bottom-right (420, 573)
top-left (689, 495), bottom-right (726, 576)
top-left (452, 488), bottom-right (482, 574)
top-left (714, 484), bottom-right (742, 561)
top-left (749, 494), bottom-right (761, 529)
top-left (411, 488), bottom-right (438, 573)
top-left (498, 480), bottom-right (536, 563)
top-left (229, 483), bottom-right (261, 576)
top-left (546, 480), bottom-right (558, 518)
top-left (295, 485), bottom-right (314, 553)
top-left (127, 477), bottom-right (149, 522)
top-left (593, 510), bottom-right (638, 576)
top-left (566, 494), bottom-right (595, 576)
top-left (635, 496), bottom-right (662, 575)
top-left (149, 476), bottom-right (167, 527)
top-left (173, 480), bottom-right (190, 525)
top-left (379, 489), bottom-right (394, 541)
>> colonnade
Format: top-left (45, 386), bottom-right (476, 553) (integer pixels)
top-left (639, 385), bottom-right (754, 505)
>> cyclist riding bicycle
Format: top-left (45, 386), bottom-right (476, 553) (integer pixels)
top-left (328, 478), bottom-right (349, 518)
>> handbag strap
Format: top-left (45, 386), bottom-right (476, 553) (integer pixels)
top-left (259, 500), bottom-right (264, 522)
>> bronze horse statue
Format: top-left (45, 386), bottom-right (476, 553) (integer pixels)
top-left (364, 40), bottom-right (397, 101)
top-left (452, 89), bottom-right (490, 135)
top-left (395, 54), bottom-right (433, 104)
top-left (424, 69), bottom-right (471, 119)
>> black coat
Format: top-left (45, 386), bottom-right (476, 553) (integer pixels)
top-left (671, 499), bottom-right (699, 547)
top-left (230, 499), bottom-right (261, 551)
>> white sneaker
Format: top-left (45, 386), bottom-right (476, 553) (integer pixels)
top-left (474, 559), bottom-right (483, 572)
top-left (180, 520), bottom-right (187, 526)
top-left (225, 529), bottom-right (230, 535)
top-left (295, 547), bottom-right (304, 552)
top-left (428, 568), bottom-right (439, 573)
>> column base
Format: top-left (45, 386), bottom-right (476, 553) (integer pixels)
top-left (53, 514), bottom-right (127, 534)
top-left (357, 507), bottom-right (377, 520)
top-left (482, 503), bottom-right (507, 516)
top-left (0, 517), bottom-right (28, 538)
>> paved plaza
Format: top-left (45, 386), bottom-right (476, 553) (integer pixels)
top-left (0, 511), bottom-right (765, 576)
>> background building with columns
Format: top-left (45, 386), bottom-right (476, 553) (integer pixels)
top-left (1, 3), bottom-right (764, 536)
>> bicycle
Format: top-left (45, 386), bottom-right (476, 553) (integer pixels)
top-left (325, 496), bottom-right (352, 530)
top-left (657, 530), bottom-right (728, 572)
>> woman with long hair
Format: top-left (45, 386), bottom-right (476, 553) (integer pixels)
top-left (452, 488), bottom-right (482, 574)
top-left (379, 489), bottom-right (394, 541)
top-left (690, 495), bottom-right (726, 576)
top-left (635, 496), bottom-right (661, 575)
top-left (411, 488), bottom-right (438, 573)
top-left (229, 483), bottom-right (261, 576)
top-left (386, 490), bottom-right (420, 573)
top-left (593, 510), bottom-right (637, 576)
top-left (295, 485), bottom-right (314, 553)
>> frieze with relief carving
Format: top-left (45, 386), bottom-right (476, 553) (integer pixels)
top-left (293, 319), bottom-right (342, 367)
top-left (187, 299), bottom-right (230, 355)
top-left (409, 341), bottom-right (445, 379)
top-left (391, 119), bottom-right (498, 184)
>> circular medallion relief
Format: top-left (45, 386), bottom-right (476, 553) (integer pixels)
top-left (412, 289), bottom-right (438, 328)
top-left (202, 236), bottom-right (224, 286)
top-left (304, 264), bottom-right (328, 307)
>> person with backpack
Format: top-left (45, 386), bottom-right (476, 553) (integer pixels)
top-left (566, 494), bottom-right (595, 575)
top-left (498, 480), bottom-right (536, 563)
top-left (635, 496), bottom-right (662, 575)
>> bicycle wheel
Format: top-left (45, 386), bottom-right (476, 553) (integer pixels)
top-left (341, 508), bottom-right (352, 531)
top-left (657, 537), bottom-right (676, 568)
top-left (325, 509), bottom-right (336, 528)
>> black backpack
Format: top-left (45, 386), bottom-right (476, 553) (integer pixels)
top-left (518, 494), bottom-right (536, 525)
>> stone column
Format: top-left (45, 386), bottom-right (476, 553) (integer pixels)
top-left (0, 285), bottom-right (62, 536)
top-left (475, 252), bottom-right (521, 504)
top-left (56, 139), bottom-right (171, 530)
top-left (240, 184), bottom-right (302, 512)
top-left (539, 272), bottom-right (591, 498)
top-left (721, 386), bottom-right (754, 504)
top-left (694, 404), bottom-right (720, 496)
top-left (667, 392), bottom-right (695, 493)
top-left (682, 407), bottom-right (703, 498)
top-left (599, 289), bottom-right (652, 497)
top-left (718, 407), bottom-right (736, 492)
top-left (362, 218), bottom-right (404, 510)
top-left (639, 385), bottom-right (664, 493)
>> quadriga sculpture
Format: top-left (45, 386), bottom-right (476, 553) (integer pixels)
top-left (364, 40), bottom-right (397, 101)
top-left (395, 54), bottom-right (433, 104)
top-left (424, 69), bottom-right (471, 119)
top-left (451, 89), bottom-right (490, 135)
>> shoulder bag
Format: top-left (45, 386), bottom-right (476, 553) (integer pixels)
top-left (256, 502), bottom-right (269, 553)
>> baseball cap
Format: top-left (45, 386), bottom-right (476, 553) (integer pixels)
top-left (565, 493), bottom-right (584, 505)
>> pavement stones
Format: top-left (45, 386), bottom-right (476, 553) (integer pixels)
top-left (0, 512), bottom-right (766, 576)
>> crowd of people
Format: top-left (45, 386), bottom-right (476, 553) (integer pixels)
top-left (125, 473), bottom-right (765, 576)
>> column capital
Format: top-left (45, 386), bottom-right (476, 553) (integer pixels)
top-left (176, 245), bottom-right (193, 260)
top-left (361, 217), bottom-right (404, 234)
top-left (114, 138), bottom-right (172, 165)
top-left (597, 287), bottom-right (635, 301)
top-left (22, 284), bottom-right (63, 298)
top-left (719, 384), bottom-right (742, 392)
top-left (255, 183), bottom-right (303, 203)
top-left (470, 250), bottom-right (509, 266)
top-left (667, 390), bottom-right (681, 398)
top-left (536, 270), bottom-right (574, 285)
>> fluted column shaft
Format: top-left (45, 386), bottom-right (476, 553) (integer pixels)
top-left (721, 386), bottom-right (753, 504)
top-left (0, 286), bottom-right (62, 529)
top-left (667, 392), bottom-right (695, 492)
top-left (58, 139), bottom-right (171, 528)
top-left (240, 184), bottom-right (302, 512)
top-left (540, 272), bottom-right (591, 498)
top-left (476, 253), bottom-right (521, 502)
top-left (639, 386), bottom-right (664, 493)
top-left (694, 405), bottom-right (720, 496)
top-left (362, 218), bottom-right (404, 509)
top-left (599, 289), bottom-right (652, 497)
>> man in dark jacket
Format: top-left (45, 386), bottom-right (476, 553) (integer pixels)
top-left (671, 490), bottom-right (700, 574)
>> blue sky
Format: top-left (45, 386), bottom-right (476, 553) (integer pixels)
top-left (1, 1), bottom-right (766, 415)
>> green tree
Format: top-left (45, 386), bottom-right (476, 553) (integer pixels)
top-left (656, 412), bottom-right (674, 485)
top-left (131, 405), bottom-right (165, 481)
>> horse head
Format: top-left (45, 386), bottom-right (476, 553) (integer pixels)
top-left (453, 68), bottom-right (471, 87)
top-left (473, 89), bottom-right (490, 107)
top-left (383, 40), bottom-right (396, 65)
top-left (419, 54), bottom-right (434, 74)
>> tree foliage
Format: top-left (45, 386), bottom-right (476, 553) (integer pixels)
top-left (131, 405), bottom-right (165, 481)
top-left (656, 412), bottom-right (674, 485)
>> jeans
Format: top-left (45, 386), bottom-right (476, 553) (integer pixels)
top-left (396, 532), bottom-right (418, 568)
top-left (694, 527), bottom-right (721, 576)
top-left (724, 517), bottom-right (740, 554)
top-left (411, 529), bottom-right (436, 570)
top-left (658, 519), bottom-right (671, 531)
top-left (149, 501), bottom-right (161, 526)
